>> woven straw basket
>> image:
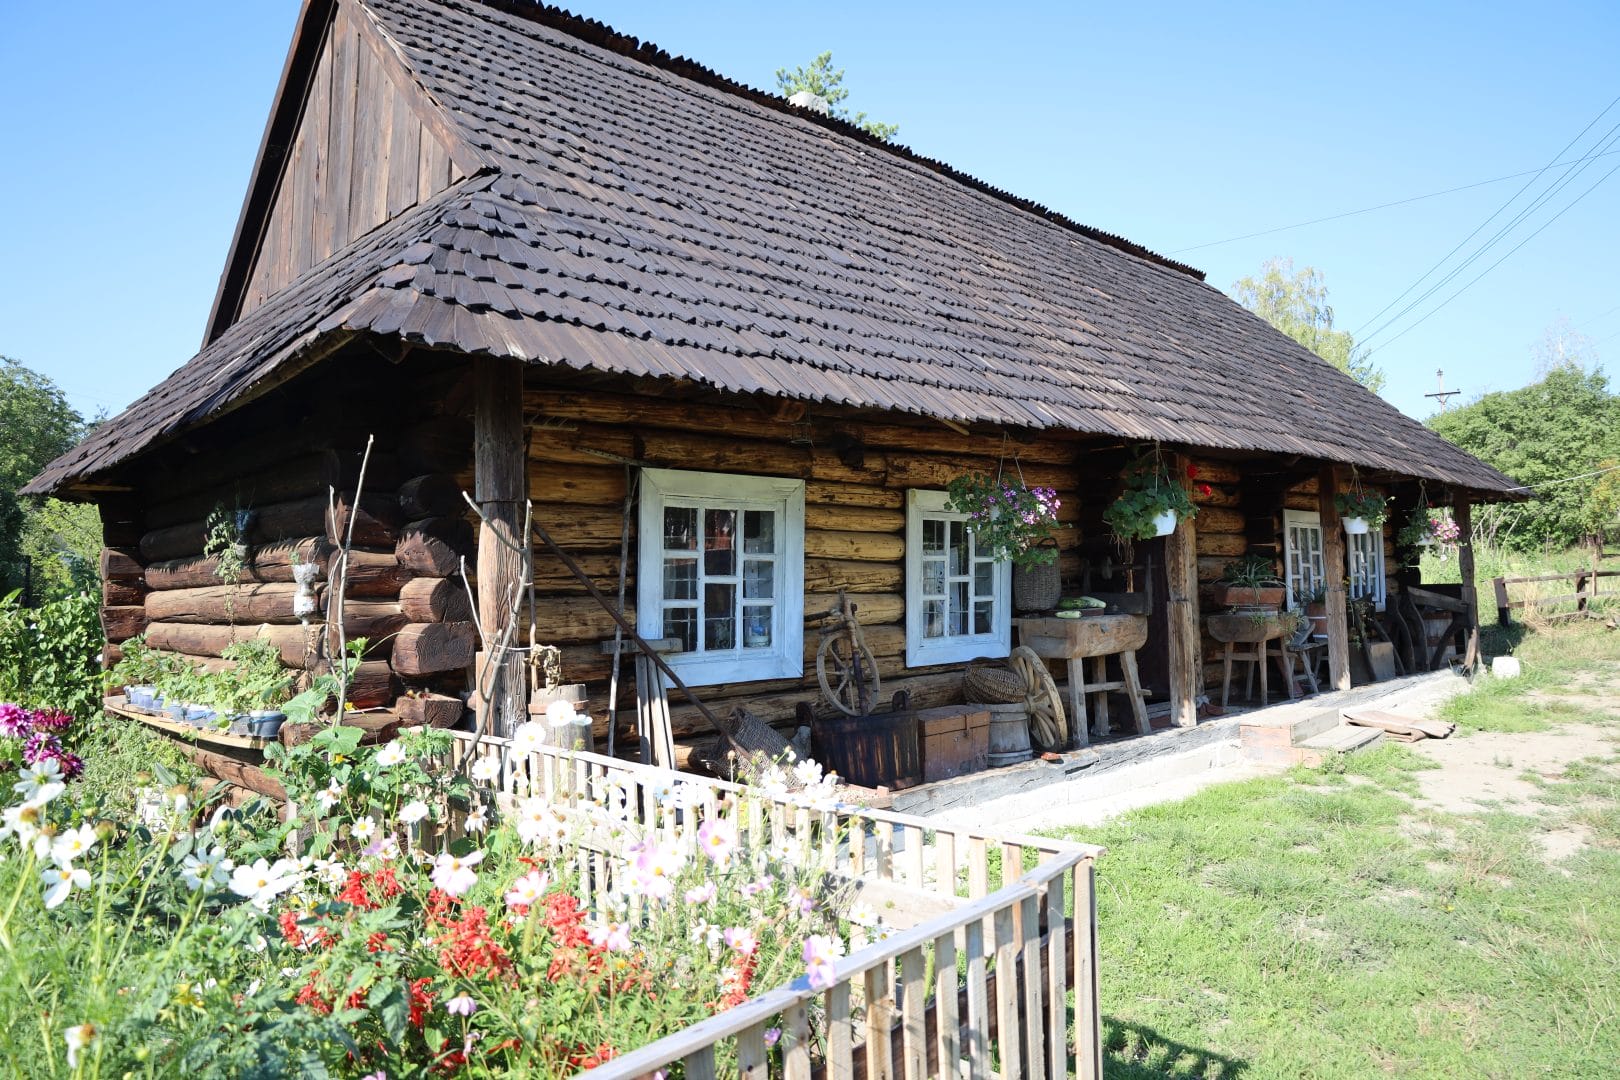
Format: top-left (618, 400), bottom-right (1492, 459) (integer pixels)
top-left (963, 658), bottom-right (1028, 704)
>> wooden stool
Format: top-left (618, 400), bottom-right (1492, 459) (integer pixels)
top-left (1275, 639), bottom-right (1324, 697)
top-left (1220, 630), bottom-right (1294, 707)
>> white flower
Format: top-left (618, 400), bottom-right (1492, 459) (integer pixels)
top-left (350, 815), bottom-right (377, 843)
top-left (430, 849), bottom-right (484, 898)
top-left (463, 805), bottom-right (487, 834)
top-left (40, 863), bottom-right (91, 909)
top-left (469, 756), bottom-right (500, 783)
top-left (791, 758), bottom-right (824, 788)
top-left (315, 779), bottom-right (344, 814)
top-left (311, 858), bottom-right (348, 890)
top-left (180, 847), bottom-right (234, 892)
top-left (588, 921), bottom-right (632, 952)
top-left (505, 869), bottom-right (551, 910)
top-left (545, 699), bottom-right (578, 727)
top-left (13, 760), bottom-right (64, 801)
top-left (374, 742), bottom-right (406, 769)
top-left (847, 901), bottom-right (879, 927)
top-left (510, 721), bottom-right (547, 755)
top-left (514, 798), bottom-right (565, 848)
top-left (622, 840), bottom-right (684, 902)
top-left (228, 858), bottom-right (300, 910)
top-left (444, 993), bottom-right (478, 1017)
top-left (398, 800), bottom-right (430, 826)
top-left (63, 1022), bottom-right (97, 1068)
top-left (683, 881), bottom-right (717, 905)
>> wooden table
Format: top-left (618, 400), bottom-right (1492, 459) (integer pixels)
top-left (1014, 614), bottom-right (1150, 745)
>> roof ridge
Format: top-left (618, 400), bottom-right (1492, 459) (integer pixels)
top-left (465, 0), bottom-right (1207, 283)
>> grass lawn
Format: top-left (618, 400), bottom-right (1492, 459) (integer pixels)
top-left (1047, 621), bottom-right (1620, 1078)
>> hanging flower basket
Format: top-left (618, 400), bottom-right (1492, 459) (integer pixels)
top-left (1334, 489), bottom-right (1387, 535)
top-left (944, 473), bottom-right (1064, 567)
top-left (1342, 516), bottom-right (1370, 535)
top-left (1152, 509), bottom-right (1178, 536)
top-left (1012, 541), bottom-right (1063, 611)
top-left (1103, 449), bottom-right (1198, 544)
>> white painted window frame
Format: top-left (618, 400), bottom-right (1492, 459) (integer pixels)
top-left (1282, 509), bottom-right (1326, 610)
top-left (904, 490), bottom-right (1012, 667)
top-left (1284, 509), bottom-right (1386, 611)
top-left (636, 468), bottom-right (805, 686)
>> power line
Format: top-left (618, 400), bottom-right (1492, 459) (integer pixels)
top-left (1359, 121), bottom-right (1620, 349)
top-left (1351, 93), bottom-right (1620, 339)
top-left (1362, 152), bottom-right (1620, 358)
top-left (1169, 146), bottom-right (1620, 255)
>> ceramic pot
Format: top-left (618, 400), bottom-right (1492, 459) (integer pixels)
top-left (1343, 516), bottom-right (1370, 535)
top-left (1153, 509), bottom-right (1178, 536)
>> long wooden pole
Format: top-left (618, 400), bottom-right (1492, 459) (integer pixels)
top-left (474, 357), bottom-right (527, 737)
top-left (1318, 465), bottom-right (1351, 691)
top-left (531, 519), bottom-right (725, 736)
top-left (1164, 453), bottom-right (1201, 727)
top-left (1455, 497), bottom-right (1480, 672)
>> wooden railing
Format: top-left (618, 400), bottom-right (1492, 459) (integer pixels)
top-left (1493, 566), bottom-right (1618, 624)
top-left (441, 731), bottom-right (1105, 1080)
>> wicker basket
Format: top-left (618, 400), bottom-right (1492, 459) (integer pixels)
top-left (1012, 544), bottom-right (1062, 612)
top-left (963, 658), bottom-right (1028, 704)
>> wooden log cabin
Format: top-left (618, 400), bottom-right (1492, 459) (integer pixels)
top-left (27, 0), bottom-right (1519, 776)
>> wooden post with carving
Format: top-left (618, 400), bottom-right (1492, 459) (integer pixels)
top-left (1165, 454), bottom-right (1201, 727)
top-left (1455, 497), bottom-right (1480, 671)
top-left (474, 356), bottom-right (527, 736)
top-left (1318, 464), bottom-right (1351, 691)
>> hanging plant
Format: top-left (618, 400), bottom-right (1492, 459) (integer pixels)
top-left (1103, 449), bottom-right (1198, 543)
top-left (1396, 506), bottom-right (1437, 550)
top-left (944, 473), bottom-right (1063, 567)
top-left (1333, 490), bottom-right (1388, 530)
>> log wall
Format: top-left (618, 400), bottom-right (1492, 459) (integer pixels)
top-left (523, 386), bottom-right (1089, 748)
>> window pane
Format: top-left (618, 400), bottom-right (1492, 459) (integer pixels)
top-left (950, 581), bottom-right (969, 636)
top-left (744, 510), bottom-right (775, 554)
top-left (922, 559), bottom-right (946, 597)
top-left (922, 518), bottom-right (945, 555)
top-left (663, 607), bottom-right (697, 653)
top-left (949, 521), bottom-right (968, 575)
top-left (704, 509), bottom-right (736, 576)
top-left (663, 557), bottom-right (697, 601)
top-left (743, 559), bottom-right (774, 599)
top-left (664, 506), bottom-right (698, 551)
top-left (742, 605), bottom-right (772, 649)
top-left (922, 599), bottom-right (945, 638)
top-left (973, 560), bottom-right (994, 597)
top-left (974, 599), bottom-right (995, 635)
top-left (704, 582), bottom-right (736, 650)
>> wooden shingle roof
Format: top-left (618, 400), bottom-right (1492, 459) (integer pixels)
top-left (27, 0), bottom-right (1518, 497)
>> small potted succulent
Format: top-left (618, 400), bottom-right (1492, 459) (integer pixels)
top-left (1210, 555), bottom-right (1286, 609)
top-left (945, 472), bottom-right (1066, 611)
top-left (1104, 450), bottom-right (1198, 544)
top-left (1334, 490), bottom-right (1387, 535)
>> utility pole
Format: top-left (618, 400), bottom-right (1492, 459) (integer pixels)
top-left (1424, 369), bottom-right (1459, 411)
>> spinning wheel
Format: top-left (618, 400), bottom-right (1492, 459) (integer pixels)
top-left (1009, 645), bottom-right (1067, 750)
top-left (815, 592), bottom-right (881, 717)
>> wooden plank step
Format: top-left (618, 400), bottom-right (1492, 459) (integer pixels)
top-left (1342, 709), bottom-right (1455, 740)
top-left (1297, 724), bottom-right (1384, 764)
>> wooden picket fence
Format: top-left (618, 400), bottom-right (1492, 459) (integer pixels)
top-left (439, 731), bottom-right (1105, 1080)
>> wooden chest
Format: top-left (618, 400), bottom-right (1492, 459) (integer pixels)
top-left (915, 705), bottom-right (991, 783)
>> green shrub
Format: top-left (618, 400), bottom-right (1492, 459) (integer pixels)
top-left (0, 590), bottom-right (101, 720)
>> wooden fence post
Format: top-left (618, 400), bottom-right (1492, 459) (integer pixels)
top-left (1165, 453), bottom-right (1201, 727)
top-left (1318, 465), bottom-right (1351, 692)
top-left (475, 356), bottom-right (527, 736)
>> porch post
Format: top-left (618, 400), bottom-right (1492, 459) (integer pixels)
top-left (1165, 454), bottom-right (1201, 727)
top-left (1318, 464), bottom-right (1351, 691)
top-left (474, 355), bottom-right (527, 736)
top-left (1455, 496), bottom-right (1480, 670)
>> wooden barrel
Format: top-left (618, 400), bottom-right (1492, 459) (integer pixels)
top-left (985, 702), bottom-right (1032, 766)
top-left (811, 711), bottom-right (921, 790)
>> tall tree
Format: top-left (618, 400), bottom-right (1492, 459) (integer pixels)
top-left (776, 52), bottom-right (899, 141)
top-left (1428, 359), bottom-right (1620, 551)
top-left (1230, 257), bottom-right (1385, 393)
top-left (0, 357), bottom-right (93, 598)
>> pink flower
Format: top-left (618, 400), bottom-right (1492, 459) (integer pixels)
top-left (722, 927), bottom-right (757, 955)
top-left (696, 817), bottom-right (737, 866)
top-left (444, 994), bottom-right (477, 1017)
top-left (505, 869), bottom-right (551, 911)
top-left (763, 1027), bottom-right (782, 1047)
top-left (430, 849), bottom-right (484, 897)
top-left (684, 881), bottom-right (717, 905)
top-left (803, 934), bottom-right (840, 990)
top-left (588, 921), bottom-right (632, 952)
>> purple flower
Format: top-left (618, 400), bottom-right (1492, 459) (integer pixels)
top-left (29, 709), bottom-right (72, 732)
top-left (0, 704), bottom-right (31, 739)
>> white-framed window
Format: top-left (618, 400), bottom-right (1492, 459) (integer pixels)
top-left (1348, 529), bottom-right (1387, 608)
top-left (904, 490), bottom-right (1011, 667)
top-left (1283, 509), bottom-right (1386, 610)
top-left (636, 469), bottom-right (804, 686)
top-left (1282, 510), bottom-right (1326, 609)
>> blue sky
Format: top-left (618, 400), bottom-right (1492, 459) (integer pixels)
top-left (2, 1), bottom-right (1616, 425)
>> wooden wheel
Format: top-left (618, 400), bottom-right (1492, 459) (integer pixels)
top-left (816, 633), bottom-right (881, 717)
top-left (1009, 646), bottom-right (1067, 750)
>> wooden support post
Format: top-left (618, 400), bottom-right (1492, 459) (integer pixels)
top-left (1455, 497), bottom-right (1480, 671)
top-left (474, 356), bottom-right (526, 737)
top-left (1165, 453), bottom-right (1200, 727)
top-left (1318, 465), bottom-right (1351, 691)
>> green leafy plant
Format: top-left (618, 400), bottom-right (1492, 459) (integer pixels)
top-left (1103, 450), bottom-right (1198, 543)
top-left (283, 638), bottom-right (368, 725)
top-left (1219, 554), bottom-right (1284, 589)
top-left (1334, 490), bottom-right (1388, 527)
top-left (0, 589), bottom-right (102, 720)
top-left (203, 504), bottom-right (253, 588)
top-left (219, 639), bottom-right (293, 713)
top-left (943, 474), bottom-right (1064, 567)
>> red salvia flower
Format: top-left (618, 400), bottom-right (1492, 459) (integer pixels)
top-left (366, 931), bottom-right (393, 954)
top-left (277, 911), bottom-right (306, 949)
top-left (337, 871), bottom-right (375, 911)
top-left (408, 977), bottom-right (435, 1028)
top-left (296, 980), bottom-right (332, 1015)
top-left (433, 906), bottom-right (514, 981)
